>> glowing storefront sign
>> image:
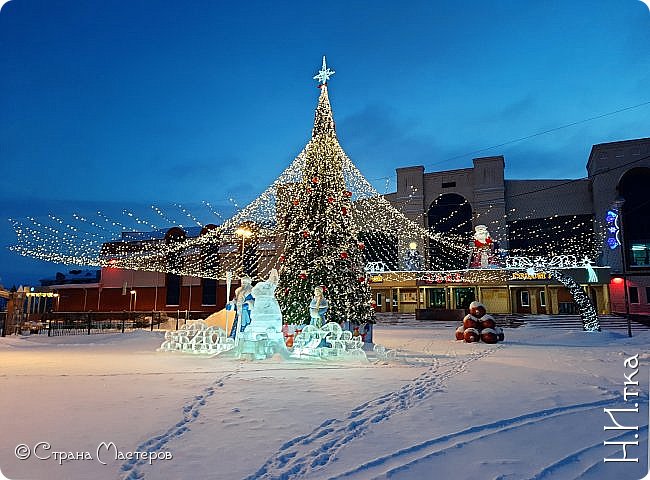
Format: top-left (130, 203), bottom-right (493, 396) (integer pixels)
top-left (510, 272), bottom-right (549, 280)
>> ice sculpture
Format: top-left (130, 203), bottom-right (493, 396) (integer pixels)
top-left (159, 320), bottom-right (235, 355)
top-left (372, 344), bottom-right (399, 361)
top-left (247, 269), bottom-right (284, 342)
top-left (159, 283), bottom-right (372, 361)
top-left (291, 322), bottom-right (367, 361)
top-left (227, 276), bottom-right (254, 339)
top-left (159, 319), bottom-right (373, 362)
top-left (230, 269), bottom-right (290, 360)
top-left (308, 286), bottom-right (329, 327)
top-left (160, 271), bottom-right (291, 360)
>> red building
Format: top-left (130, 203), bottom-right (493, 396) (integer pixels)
top-left (49, 226), bottom-right (237, 315)
top-left (52, 267), bottom-right (233, 315)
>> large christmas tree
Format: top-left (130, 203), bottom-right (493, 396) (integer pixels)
top-left (276, 58), bottom-right (372, 325)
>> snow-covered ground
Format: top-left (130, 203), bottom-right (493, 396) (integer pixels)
top-left (0, 322), bottom-right (648, 480)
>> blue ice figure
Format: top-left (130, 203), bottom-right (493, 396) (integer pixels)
top-left (227, 277), bottom-right (255, 339)
top-left (309, 286), bottom-right (329, 328)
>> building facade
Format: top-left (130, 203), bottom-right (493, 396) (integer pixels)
top-left (588, 138), bottom-right (650, 316)
top-left (379, 137), bottom-right (650, 317)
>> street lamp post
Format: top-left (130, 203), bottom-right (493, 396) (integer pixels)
top-left (234, 227), bottom-right (253, 275)
top-left (614, 197), bottom-right (632, 337)
top-left (130, 289), bottom-right (137, 319)
top-left (225, 271), bottom-right (233, 336)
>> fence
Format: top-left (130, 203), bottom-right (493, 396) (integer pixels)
top-left (4, 311), bottom-right (209, 336)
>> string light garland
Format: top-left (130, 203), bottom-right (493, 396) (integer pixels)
top-left (7, 60), bottom-right (608, 315)
top-left (202, 201), bottom-right (225, 221)
top-left (174, 203), bottom-right (203, 227)
top-left (9, 164), bottom-right (605, 281)
top-left (123, 209), bottom-right (159, 230)
top-left (548, 270), bottom-right (600, 332)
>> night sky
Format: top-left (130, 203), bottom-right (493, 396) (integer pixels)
top-left (1, 0), bottom-right (649, 287)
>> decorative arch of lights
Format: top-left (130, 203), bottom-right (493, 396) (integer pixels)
top-left (9, 152), bottom-right (604, 277)
top-left (10, 123), bottom-right (475, 280)
top-left (9, 68), bottom-right (604, 331)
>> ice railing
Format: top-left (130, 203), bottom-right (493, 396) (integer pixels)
top-left (291, 322), bottom-right (366, 360)
top-left (159, 320), bottom-right (235, 355)
top-left (159, 320), bottom-right (398, 363)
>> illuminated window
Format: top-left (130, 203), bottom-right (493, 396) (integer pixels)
top-left (630, 243), bottom-right (650, 267)
top-left (454, 287), bottom-right (476, 309)
top-left (539, 291), bottom-right (546, 307)
top-left (427, 288), bottom-right (446, 308)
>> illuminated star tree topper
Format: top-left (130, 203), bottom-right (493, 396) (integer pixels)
top-left (313, 55), bottom-right (335, 85)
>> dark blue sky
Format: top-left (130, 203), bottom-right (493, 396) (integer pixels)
top-left (1, 0), bottom-right (649, 286)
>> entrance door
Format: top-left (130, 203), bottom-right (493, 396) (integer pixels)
top-left (516, 289), bottom-right (532, 314)
top-left (426, 288), bottom-right (446, 309)
top-left (538, 289), bottom-right (547, 314)
top-left (454, 287), bottom-right (476, 309)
